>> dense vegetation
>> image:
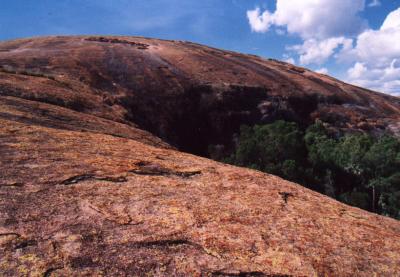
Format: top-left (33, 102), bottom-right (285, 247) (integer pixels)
top-left (223, 120), bottom-right (400, 219)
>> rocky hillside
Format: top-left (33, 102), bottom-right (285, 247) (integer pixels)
top-left (1, 36), bottom-right (400, 276)
top-left (0, 36), bottom-right (399, 155)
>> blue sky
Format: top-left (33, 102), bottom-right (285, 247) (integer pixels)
top-left (1, 0), bottom-right (400, 95)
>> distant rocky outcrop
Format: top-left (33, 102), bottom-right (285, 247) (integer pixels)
top-left (1, 36), bottom-right (399, 155)
top-left (0, 36), bottom-right (400, 276)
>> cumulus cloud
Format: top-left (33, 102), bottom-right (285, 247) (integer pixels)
top-left (282, 54), bottom-right (295, 64)
top-left (247, 1), bottom-right (400, 95)
top-left (347, 61), bottom-right (400, 96)
top-left (343, 8), bottom-right (400, 95)
top-left (346, 61), bottom-right (400, 96)
top-left (289, 37), bottom-right (353, 65)
top-left (247, 8), bottom-right (274, 33)
top-left (246, 0), bottom-right (366, 39)
top-left (348, 62), bottom-right (368, 79)
top-left (341, 8), bottom-right (400, 65)
top-left (381, 7), bottom-right (400, 30)
top-left (284, 57), bottom-right (295, 64)
top-left (316, 67), bottom-right (329, 74)
top-left (247, 0), bottom-right (366, 65)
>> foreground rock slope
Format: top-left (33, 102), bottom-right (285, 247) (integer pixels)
top-left (0, 36), bottom-right (400, 276)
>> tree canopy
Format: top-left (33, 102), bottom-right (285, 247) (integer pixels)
top-left (224, 120), bottom-right (400, 219)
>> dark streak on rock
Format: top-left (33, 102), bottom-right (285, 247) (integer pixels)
top-left (129, 238), bottom-right (220, 259)
top-left (210, 271), bottom-right (271, 276)
top-left (177, 171), bottom-right (202, 178)
top-left (61, 174), bottom-right (127, 185)
top-left (14, 239), bottom-right (37, 249)
top-left (131, 239), bottom-right (193, 248)
top-left (0, 182), bottom-right (24, 187)
top-left (130, 162), bottom-right (201, 178)
top-left (43, 266), bottom-right (64, 277)
top-left (61, 174), bottom-right (95, 185)
top-left (212, 272), bottom-right (292, 277)
top-left (279, 192), bottom-right (294, 204)
top-left (122, 220), bottom-right (144, 226)
top-left (97, 176), bottom-right (128, 183)
top-left (0, 232), bottom-right (21, 238)
top-left (70, 256), bottom-right (97, 268)
top-left (85, 37), bottom-right (149, 49)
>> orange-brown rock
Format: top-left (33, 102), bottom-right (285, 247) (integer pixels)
top-left (1, 36), bottom-right (399, 155)
top-left (1, 36), bottom-right (400, 276)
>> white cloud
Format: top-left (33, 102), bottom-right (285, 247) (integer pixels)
top-left (343, 8), bottom-right (400, 95)
top-left (282, 54), bottom-right (295, 64)
top-left (368, 0), bottom-right (381, 7)
top-left (247, 0), bottom-right (366, 67)
top-left (346, 61), bottom-right (400, 96)
top-left (316, 67), bottom-right (329, 74)
top-left (289, 37), bottom-right (353, 65)
top-left (247, 1), bottom-right (400, 95)
top-left (381, 7), bottom-right (400, 30)
top-left (247, 8), bottom-right (273, 33)
top-left (284, 57), bottom-right (295, 64)
top-left (344, 9), bottom-right (400, 65)
top-left (348, 62), bottom-right (368, 79)
top-left (246, 0), bottom-right (366, 39)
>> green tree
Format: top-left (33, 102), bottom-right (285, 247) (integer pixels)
top-left (363, 136), bottom-right (400, 217)
top-left (224, 120), bottom-right (400, 219)
top-left (304, 122), bottom-right (336, 167)
top-left (334, 134), bottom-right (373, 177)
top-left (231, 120), bottom-right (306, 182)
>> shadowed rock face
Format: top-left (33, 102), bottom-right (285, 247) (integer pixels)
top-left (0, 36), bottom-right (400, 276)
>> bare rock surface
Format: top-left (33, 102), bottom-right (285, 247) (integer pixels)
top-left (0, 36), bottom-right (399, 155)
top-left (0, 36), bottom-right (400, 276)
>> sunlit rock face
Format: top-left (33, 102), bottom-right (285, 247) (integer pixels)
top-left (0, 36), bottom-right (400, 276)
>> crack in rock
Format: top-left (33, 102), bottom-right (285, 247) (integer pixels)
top-left (211, 271), bottom-right (268, 277)
top-left (0, 232), bottom-right (21, 238)
top-left (128, 238), bottom-right (222, 260)
top-left (131, 239), bottom-right (193, 248)
top-left (0, 182), bottom-right (24, 187)
top-left (130, 162), bottom-right (201, 178)
top-left (43, 266), bottom-right (64, 277)
top-left (61, 174), bottom-right (127, 185)
top-left (61, 174), bottom-right (94, 185)
top-left (210, 271), bottom-right (272, 276)
top-left (60, 164), bottom-right (200, 186)
top-left (97, 176), bottom-right (128, 182)
top-left (278, 192), bottom-right (294, 204)
top-left (14, 239), bottom-right (37, 249)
